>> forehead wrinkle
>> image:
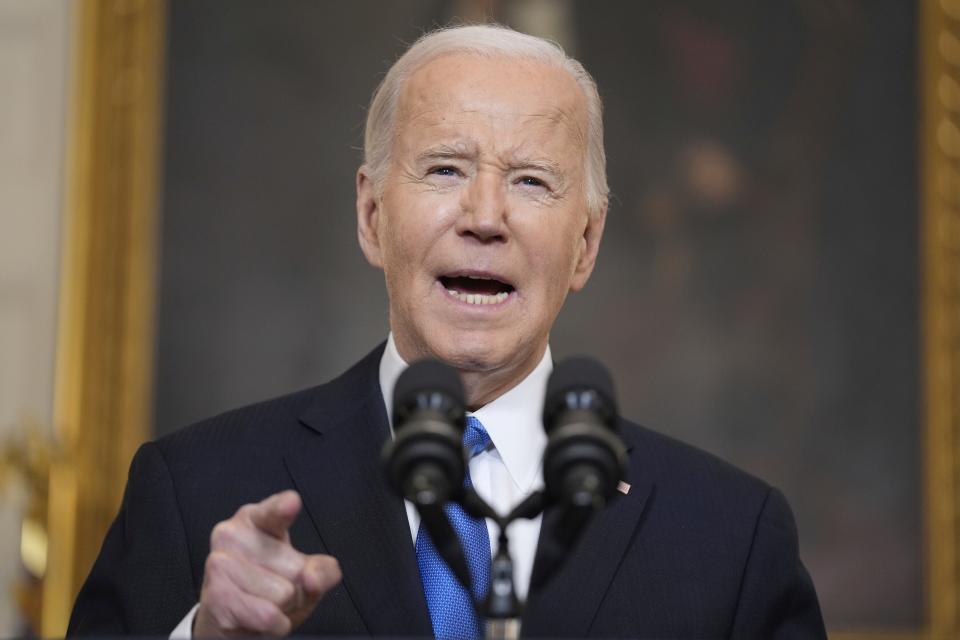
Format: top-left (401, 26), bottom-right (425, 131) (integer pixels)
top-left (542, 106), bottom-right (588, 150)
top-left (476, 106), bottom-right (585, 168)
top-left (510, 105), bottom-right (587, 158)
top-left (403, 82), bottom-right (582, 137)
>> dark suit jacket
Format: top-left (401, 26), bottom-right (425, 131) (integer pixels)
top-left (68, 343), bottom-right (826, 638)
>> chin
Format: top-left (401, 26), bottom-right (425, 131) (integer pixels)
top-left (429, 332), bottom-right (510, 373)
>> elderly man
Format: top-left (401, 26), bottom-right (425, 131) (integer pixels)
top-left (69, 24), bottom-right (825, 639)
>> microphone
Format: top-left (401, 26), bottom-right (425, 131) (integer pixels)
top-left (384, 358), bottom-right (467, 507)
top-left (542, 356), bottom-right (627, 510)
top-left (382, 358), bottom-right (474, 590)
top-left (532, 357), bottom-right (627, 591)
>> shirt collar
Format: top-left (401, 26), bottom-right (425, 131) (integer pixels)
top-left (379, 333), bottom-right (551, 493)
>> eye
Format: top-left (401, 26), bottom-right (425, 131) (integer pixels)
top-left (518, 175), bottom-right (547, 188)
top-left (428, 165), bottom-right (460, 177)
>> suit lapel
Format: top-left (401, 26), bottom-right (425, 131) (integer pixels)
top-left (283, 347), bottom-right (432, 637)
top-left (523, 424), bottom-right (654, 638)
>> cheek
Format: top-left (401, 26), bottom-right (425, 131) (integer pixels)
top-left (379, 196), bottom-right (419, 260)
top-left (532, 227), bottom-right (583, 302)
top-left (377, 215), bottom-right (418, 298)
top-left (536, 225), bottom-right (580, 274)
top-left (379, 198), bottom-right (454, 282)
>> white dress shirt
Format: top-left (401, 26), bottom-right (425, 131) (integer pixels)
top-left (171, 335), bottom-right (549, 637)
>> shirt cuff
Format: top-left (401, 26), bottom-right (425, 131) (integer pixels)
top-left (170, 603), bottom-right (200, 639)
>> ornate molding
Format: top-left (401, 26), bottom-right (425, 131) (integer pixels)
top-left (923, 0), bottom-right (960, 637)
top-left (44, 0), bottom-right (166, 635)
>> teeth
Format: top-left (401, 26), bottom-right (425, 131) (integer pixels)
top-left (446, 289), bottom-right (510, 305)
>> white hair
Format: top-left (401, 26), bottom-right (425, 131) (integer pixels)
top-left (363, 24), bottom-right (608, 216)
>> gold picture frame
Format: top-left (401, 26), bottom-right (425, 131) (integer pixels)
top-left (917, 1), bottom-right (960, 638)
top-left (42, 0), bottom-right (166, 635)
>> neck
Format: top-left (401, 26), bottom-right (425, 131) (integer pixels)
top-left (459, 352), bottom-right (543, 411)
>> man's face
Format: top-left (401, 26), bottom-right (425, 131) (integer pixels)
top-left (357, 53), bottom-right (605, 402)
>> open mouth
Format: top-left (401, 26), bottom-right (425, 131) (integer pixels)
top-left (438, 273), bottom-right (515, 306)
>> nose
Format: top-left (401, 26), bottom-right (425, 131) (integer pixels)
top-left (456, 169), bottom-right (507, 243)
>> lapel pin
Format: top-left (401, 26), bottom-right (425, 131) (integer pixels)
top-left (617, 480), bottom-right (631, 495)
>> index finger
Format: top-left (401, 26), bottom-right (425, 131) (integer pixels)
top-left (246, 490), bottom-right (302, 539)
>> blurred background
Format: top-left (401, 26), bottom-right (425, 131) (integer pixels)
top-left (0, 0), bottom-right (956, 638)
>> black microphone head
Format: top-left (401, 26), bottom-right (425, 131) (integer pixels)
top-left (393, 358), bottom-right (465, 428)
top-left (385, 358), bottom-right (467, 507)
top-left (543, 356), bottom-right (618, 432)
top-left (540, 356), bottom-right (628, 544)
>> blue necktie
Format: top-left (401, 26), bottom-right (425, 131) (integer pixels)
top-left (416, 416), bottom-right (492, 640)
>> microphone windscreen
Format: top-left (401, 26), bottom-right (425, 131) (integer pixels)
top-left (543, 357), bottom-right (617, 429)
top-left (393, 358), bottom-right (465, 421)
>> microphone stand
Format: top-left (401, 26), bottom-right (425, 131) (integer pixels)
top-left (458, 489), bottom-right (547, 640)
top-left (414, 487), bottom-right (546, 640)
top-left (415, 483), bottom-right (608, 640)
top-left (484, 531), bottom-right (521, 640)
top-left (409, 456), bottom-right (613, 638)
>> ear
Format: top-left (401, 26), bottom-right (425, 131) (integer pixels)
top-left (569, 204), bottom-right (607, 292)
top-left (356, 166), bottom-right (384, 269)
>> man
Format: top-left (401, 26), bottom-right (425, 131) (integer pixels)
top-left (69, 24), bottom-right (826, 638)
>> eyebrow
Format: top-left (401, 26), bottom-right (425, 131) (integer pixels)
top-left (508, 158), bottom-right (563, 176)
top-left (415, 142), bottom-right (479, 164)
